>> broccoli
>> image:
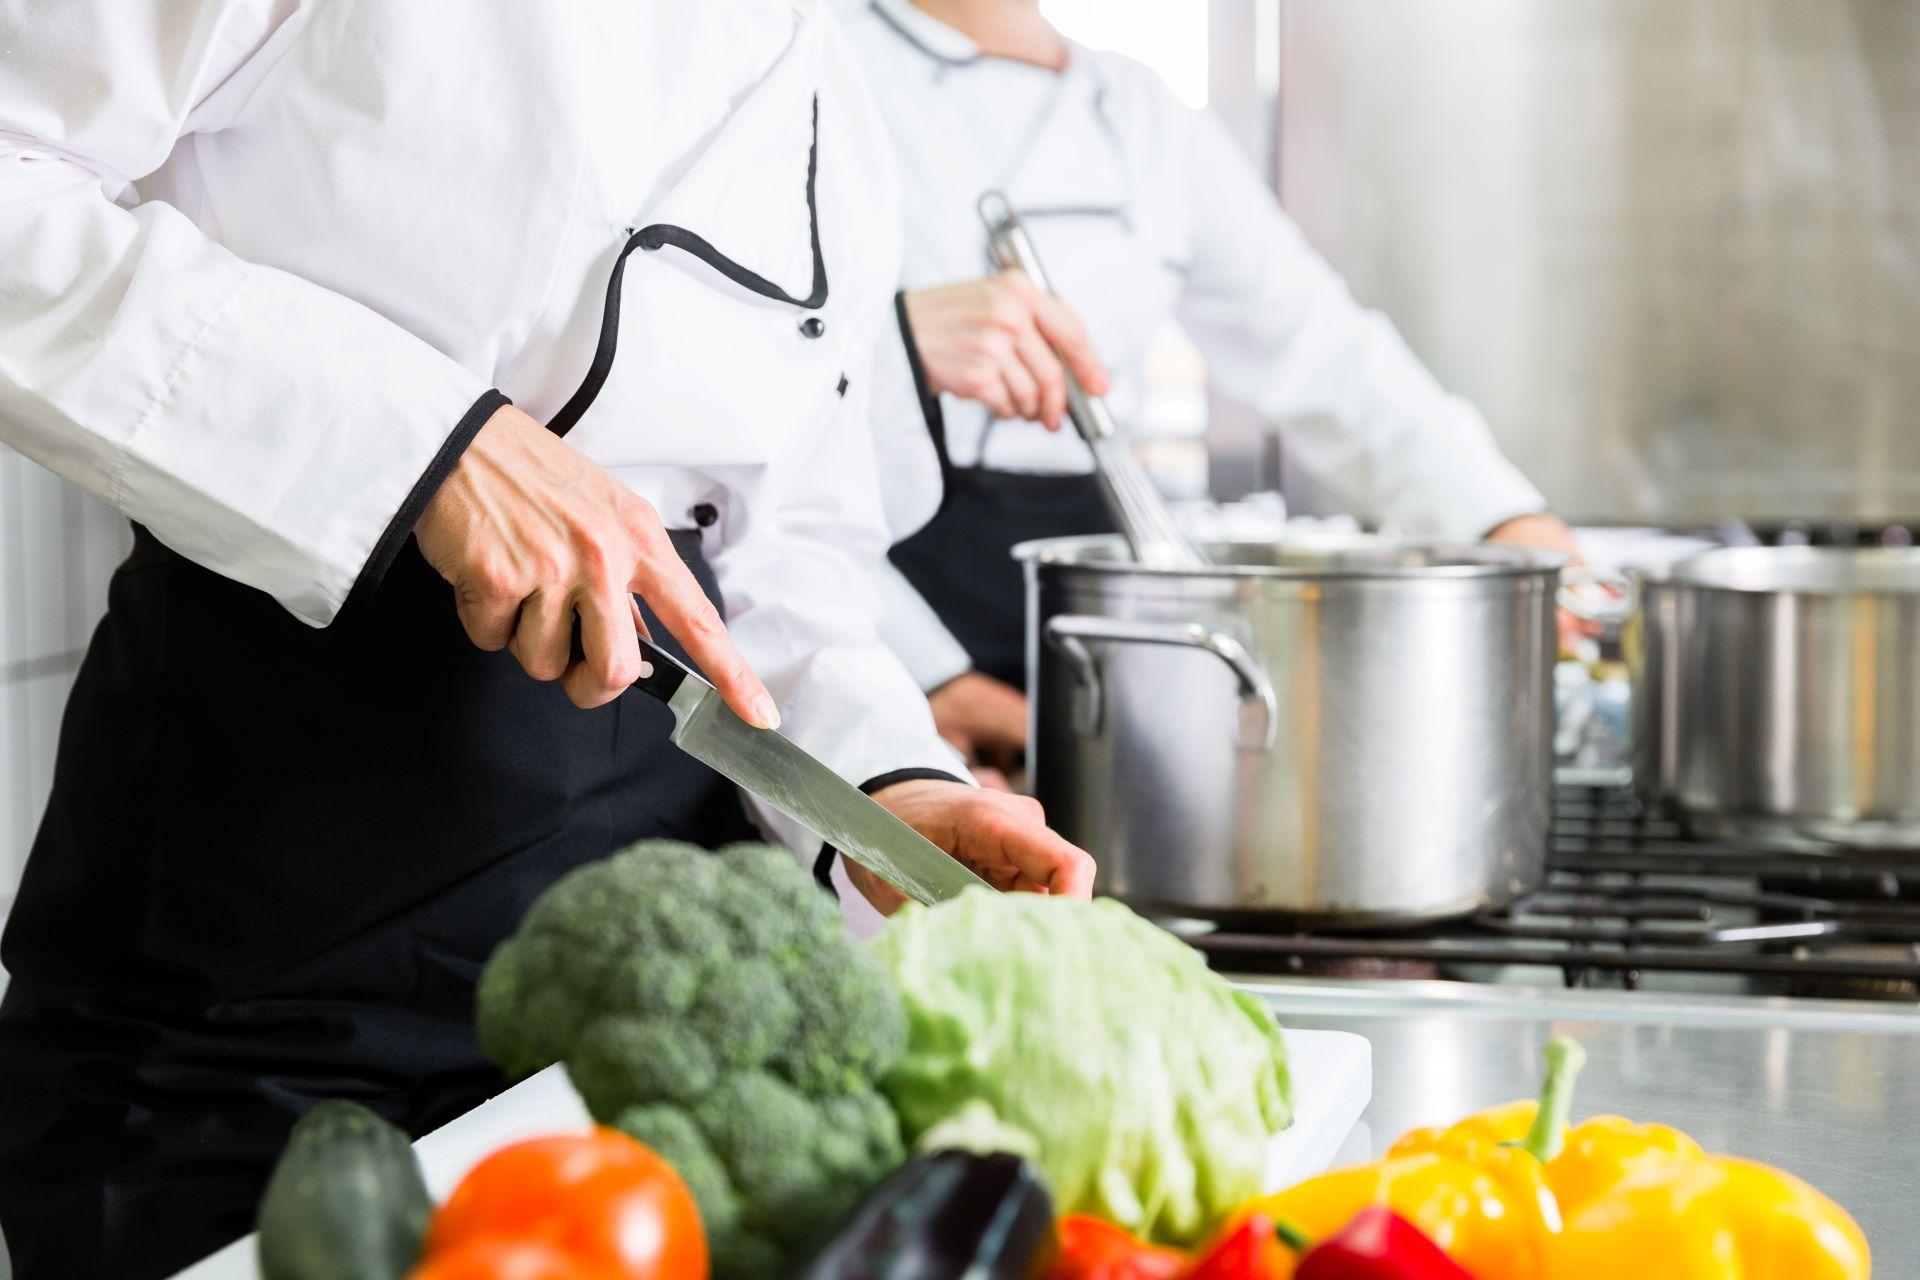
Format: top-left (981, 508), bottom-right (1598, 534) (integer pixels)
top-left (475, 839), bottom-right (908, 1277)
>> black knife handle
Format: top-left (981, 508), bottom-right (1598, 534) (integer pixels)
top-left (632, 633), bottom-right (695, 703)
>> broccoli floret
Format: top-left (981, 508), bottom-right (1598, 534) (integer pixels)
top-left (475, 839), bottom-right (908, 1278)
top-left (568, 1016), bottom-right (718, 1113)
top-left (777, 945), bottom-right (908, 1094)
top-left (614, 1104), bottom-right (740, 1236)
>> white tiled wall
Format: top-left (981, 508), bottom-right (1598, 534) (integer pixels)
top-left (0, 447), bottom-right (130, 957)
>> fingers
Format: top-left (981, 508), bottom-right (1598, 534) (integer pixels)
top-left (1011, 321), bottom-right (1068, 430)
top-left (627, 527), bottom-right (778, 729)
top-left (845, 858), bottom-right (910, 916)
top-left (453, 581), bottom-right (521, 653)
top-left (966, 360), bottom-right (1019, 420)
top-left (1031, 291), bottom-right (1110, 397)
top-left (505, 588), bottom-right (571, 683)
top-left (563, 588), bottom-right (644, 709)
top-left (997, 341), bottom-right (1043, 422)
top-left (970, 791), bottom-right (1097, 899)
top-left (422, 409), bottom-right (771, 720)
top-left (972, 766), bottom-right (1014, 793)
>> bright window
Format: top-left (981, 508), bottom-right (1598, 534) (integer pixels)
top-left (1041, 0), bottom-right (1209, 108)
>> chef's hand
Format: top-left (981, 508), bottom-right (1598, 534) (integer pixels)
top-left (416, 403), bottom-right (779, 723)
top-left (849, 779), bottom-right (1096, 915)
top-left (1485, 511), bottom-right (1599, 651)
top-left (927, 671), bottom-right (1029, 782)
top-left (903, 269), bottom-right (1109, 429)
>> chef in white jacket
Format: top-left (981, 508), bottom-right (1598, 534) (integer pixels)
top-left (844, 0), bottom-right (1584, 769)
top-left (0, 3), bottom-right (1090, 1274)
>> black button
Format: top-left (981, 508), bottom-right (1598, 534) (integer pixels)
top-left (836, 374), bottom-right (850, 398)
top-left (691, 502), bottom-right (718, 528)
top-left (800, 316), bottom-right (827, 339)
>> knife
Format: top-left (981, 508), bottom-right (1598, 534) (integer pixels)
top-left (628, 634), bottom-right (993, 905)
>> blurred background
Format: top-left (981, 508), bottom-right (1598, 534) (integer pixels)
top-left (2, 0), bottom-right (1917, 937)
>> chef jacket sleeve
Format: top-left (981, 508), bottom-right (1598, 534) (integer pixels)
top-left (865, 294), bottom-right (975, 691)
top-left (0, 1), bottom-right (496, 626)
top-left (709, 345), bottom-right (973, 861)
top-left (1172, 105), bottom-right (1547, 541)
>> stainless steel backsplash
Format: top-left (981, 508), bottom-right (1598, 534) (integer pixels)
top-left (1267, 0), bottom-right (1920, 523)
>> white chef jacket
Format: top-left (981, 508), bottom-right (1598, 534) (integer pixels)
top-left (845, 0), bottom-right (1550, 690)
top-left (0, 0), bottom-right (969, 861)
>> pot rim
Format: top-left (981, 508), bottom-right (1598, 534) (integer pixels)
top-left (1013, 533), bottom-right (1570, 581)
top-left (1644, 545), bottom-right (1920, 597)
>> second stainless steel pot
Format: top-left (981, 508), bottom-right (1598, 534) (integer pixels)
top-left (1019, 535), bottom-right (1562, 923)
top-left (1629, 546), bottom-right (1920, 847)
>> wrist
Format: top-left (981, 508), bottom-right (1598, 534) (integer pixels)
top-left (812, 767), bottom-right (970, 891)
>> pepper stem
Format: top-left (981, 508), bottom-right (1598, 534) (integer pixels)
top-left (1516, 1035), bottom-right (1587, 1163)
top-left (1270, 1217), bottom-right (1312, 1254)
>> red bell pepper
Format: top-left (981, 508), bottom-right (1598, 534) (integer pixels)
top-left (1293, 1207), bottom-right (1475, 1280)
top-left (1047, 1215), bottom-right (1188, 1280)
top-left (1183, 1213), bottom-right (1292, 1279)
top-left (1183, 1207), bottom-right (1473, 1280)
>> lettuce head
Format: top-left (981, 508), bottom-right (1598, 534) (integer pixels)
top-left (869, 890), bottom-right (1292, 1245)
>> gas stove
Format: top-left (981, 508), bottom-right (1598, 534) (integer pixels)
top-left (1183, 783), bottom-right (1920, 1002)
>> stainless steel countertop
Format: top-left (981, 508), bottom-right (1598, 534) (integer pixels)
top-left (1237, 978), bottom-right (1920, 1276)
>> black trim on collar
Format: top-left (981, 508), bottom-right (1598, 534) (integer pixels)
top-left (812, 765), bottom-right (971, 893)
top-left (869, 0), bottom-right (977, 68)
top-left (334, 387), bottom-right (509, 628)
top-left (548, 97), bottom-right (829, 439)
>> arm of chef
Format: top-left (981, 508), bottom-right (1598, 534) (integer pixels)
top-left (707, 357), bottom-right (973, 860)
top-left (1173, 106), bottom-right (1546, 541)
top-left (0, 3), bottom-right (495, 626)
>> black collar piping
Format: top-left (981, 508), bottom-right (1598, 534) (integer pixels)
top-left (869, 0), bottom-right (979, 68)
top-left (546, 96), bottom-right (829, 439)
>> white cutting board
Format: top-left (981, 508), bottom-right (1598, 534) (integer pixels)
top-left (174, 1027), bottom-right (1369, 1279)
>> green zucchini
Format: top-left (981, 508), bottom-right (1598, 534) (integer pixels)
top-left (256, 1099), bottom-right (433, 1280)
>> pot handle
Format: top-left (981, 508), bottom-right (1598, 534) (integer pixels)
top-left (1042, 615), bottom-right (1279, 754)
top-left (1557, 565), bottom-right (1636, 625)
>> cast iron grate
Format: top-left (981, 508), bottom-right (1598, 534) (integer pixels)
top-left (1187, 784), bottom-right (1920, 999)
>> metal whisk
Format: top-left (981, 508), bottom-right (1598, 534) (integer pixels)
top-left (978, 191), bottom-right (1210, 571)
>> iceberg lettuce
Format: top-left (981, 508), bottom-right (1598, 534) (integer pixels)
top-left (870, 891), bottom-right (1292, 1245)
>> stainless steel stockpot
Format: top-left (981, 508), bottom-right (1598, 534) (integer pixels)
top-left (1628, 546), bottom-right (1920, 847)
top-left (1018, 535), bottom-right (1563, 923)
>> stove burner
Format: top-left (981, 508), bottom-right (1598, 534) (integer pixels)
top-left (1187, 784), bottom-right (1920, 1000)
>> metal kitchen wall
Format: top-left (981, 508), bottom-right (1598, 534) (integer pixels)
top-left (1263, 0), bottom-right (1920, 524)
top-left (0, 452), bottom-right (125, 936)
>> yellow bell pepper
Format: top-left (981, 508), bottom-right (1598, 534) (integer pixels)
top-left (1388, 1098), bottom-right (1564, 1238)
top-left (1544, 1153), bottom-right (1870, 1279)
top-left (1246, 1038), bottom-right (1590, 1280)
top-left (1235, 1036), bottom-right (1872, 1279)
top-left (1251, 1151), bottom-right (1541, 1279)
top-left (1544, 1113), bottom-right (1704, 1216)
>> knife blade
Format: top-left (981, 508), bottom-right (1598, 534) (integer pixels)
top-left (627, 635), bottom-right (993, 905)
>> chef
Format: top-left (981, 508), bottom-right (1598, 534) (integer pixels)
top-left (0, 3), bottom-right (1093, 1275)
top-left (846, 0), bottom-right (1585, 771)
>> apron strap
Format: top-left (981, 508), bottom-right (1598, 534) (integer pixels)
top-left (548, 97), bottom-right (829, 439)
top-left (893, 290), bottom-right (956, 489)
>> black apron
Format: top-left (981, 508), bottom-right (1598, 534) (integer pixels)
top-left (890, 465), bottom-right (1113, 690)
top-left (884, 292), bottom-right (1118, 692)
top-left (0, 525), bottom-right (754, 1279)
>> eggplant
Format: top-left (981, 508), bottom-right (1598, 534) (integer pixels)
top-left (800, 1150), bottom-right (1057, 1280)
